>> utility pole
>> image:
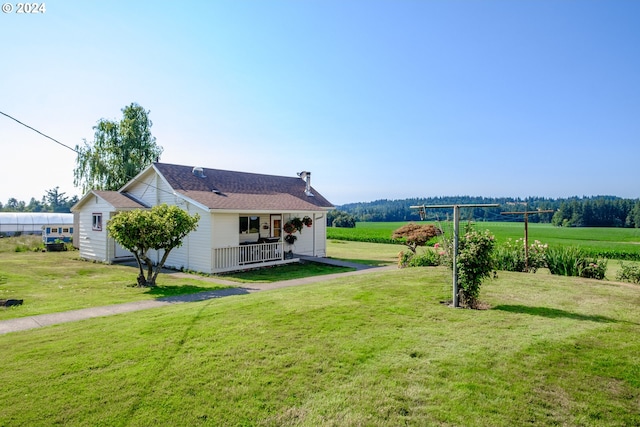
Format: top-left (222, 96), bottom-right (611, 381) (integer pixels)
top-left (411, 203), bottom-right (499, 307)
top-left (501, 208), bottom-right (554, 270)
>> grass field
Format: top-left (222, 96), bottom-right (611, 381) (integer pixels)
top-left (328, 221), bottom-right (640, 260)
top-left (1, 235), bottom-right (639, 425)
top-left (1, 265), bottom-right (639, 426)
top-left (0, 236), bottom-right (349, 320)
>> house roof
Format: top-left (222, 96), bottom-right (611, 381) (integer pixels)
top-left (153, 163), bottom-right (334, 211)
top-left (71, 190), bottom-right (148, 211)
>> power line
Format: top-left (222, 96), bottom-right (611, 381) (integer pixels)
top-left (0, 110), bottom-right (79, 154)
top-left (0, 111), bottom-right (204, 202)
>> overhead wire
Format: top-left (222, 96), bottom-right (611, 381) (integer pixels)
top-left (0, 110), bottom-right (80, 154)
top-left (0, 110), bottom-right (178, 200)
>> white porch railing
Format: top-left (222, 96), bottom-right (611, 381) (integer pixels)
top-left (212, 241), bottom-right (286, 273)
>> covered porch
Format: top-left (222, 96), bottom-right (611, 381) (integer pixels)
top-left (211, 238), bottom-right (299, 273)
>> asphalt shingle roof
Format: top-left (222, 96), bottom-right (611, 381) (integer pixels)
top-left (154, 163), bottom-right (334, 211)
top-left (86, 191), bottom-right (148, 209)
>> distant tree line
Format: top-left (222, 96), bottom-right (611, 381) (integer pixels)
top-left (336, 196), bottom-right (640, 228)
top-left (0, 187), bottom-right (78, 213)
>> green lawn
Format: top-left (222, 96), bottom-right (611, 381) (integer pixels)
top-left (1, 267), bottom-right (639, 426)
top-left (0, 237), bottom-right (353, 320)
top-left (326, 240), bottom-right (399, 266)
top-left (0, 250), bottom-right (234, 320)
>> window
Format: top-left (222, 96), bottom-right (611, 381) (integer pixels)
top-left (51, 228), bottom-right (58, 233)
top-left (92, 213), bottom-right (102, 231)
top-left (62, 228), bottom-right (69, 233)
top-left (239, 216), bottom-right (260, 234)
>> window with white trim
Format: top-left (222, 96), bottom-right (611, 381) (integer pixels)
top-left (92, 213), bottom-right (102, 231)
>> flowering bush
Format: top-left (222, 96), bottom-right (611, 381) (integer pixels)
top-left (494, 238), bottom-right (548, 273)
top-left (455, 229), bottom-right (497, 308)
top-left (579, 260), bottom-right (607, 280)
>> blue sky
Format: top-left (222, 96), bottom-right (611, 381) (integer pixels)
top-left (2, 0), bottom-right (639, 206)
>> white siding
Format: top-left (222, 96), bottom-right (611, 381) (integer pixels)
top-left (76, 196), bottom-right (112, 262)
top-left (126, 171), bottom-right (161, 206)
top-left (213, 213), bottom-right (240, 247)
top-left (163, 203), bottom-right (212, 273)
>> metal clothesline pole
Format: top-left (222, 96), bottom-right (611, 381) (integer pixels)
top-left (410, 203), bottom-right (499, 307)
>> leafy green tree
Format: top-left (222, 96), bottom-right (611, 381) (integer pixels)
top-left (328, 210), bottom-right (356, 228)
top-left (43, 187), bottom-right (78, 212)
top-left (627, 201), bottom-right (640, 228)
top-left (5, 198), bottom-right (25, 212)
top-left (74, 103), bottom-right (163, 194)
top-left (25, 198), bottom-right (45, 212)
top-left (107, 205), bottom-right (199, 287)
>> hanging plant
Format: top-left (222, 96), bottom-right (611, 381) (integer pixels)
top-left (283, 222), bottom-right (296, 234)
top-left (284, 217), bottom-right (306, 235)
top-left (284, 234), bottom-right (297, 245)
top-left (290, 217), bottom-right (304, 232)
top-left (302, 216), bottom-right (313, 227)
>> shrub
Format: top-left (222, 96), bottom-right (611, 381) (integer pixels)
top-left (616, 263), bottom-right (640, 284)
top-left (494, 238), bottom-right (547, 273)
top-left (580, 260), bottom-right (607, 280)
top-left (546, 246), bottom-right (607, 279)
top-left (438, 227), bottom-right (496, 308)
top-left (397, 249), bottom-right (442, 268)
top-left (456, 229), bottom-right (497, 308)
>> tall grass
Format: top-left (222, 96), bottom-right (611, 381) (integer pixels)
top-left (546, 247), bottom-right (607, 279)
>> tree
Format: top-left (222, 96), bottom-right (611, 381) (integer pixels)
top-left (43, 187), bottom-right (77, 212)
top-left (26, 198), bottom-right (45, 212)
top-left (107, 205), bottom-right (199, 287)
top-left (74, 103), bottom-right (163, 194)
top-left (328, 210), bottom-right (356, 228)
top-left (5, 198), bottom-right (25, 212)
top-left (628, 201), bottom-right (640, 228)
top-left (392, 223), bottom-right (440, 253)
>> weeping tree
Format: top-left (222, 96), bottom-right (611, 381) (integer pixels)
top-left (107, 205), bottom-right (199, 287)
top-left (74, 103), bottom-right (163, 194)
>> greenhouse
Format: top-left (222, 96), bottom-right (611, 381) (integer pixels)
top-left (0, 212), bottom-right (74, 241)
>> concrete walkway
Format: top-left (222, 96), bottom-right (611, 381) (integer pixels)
top-left (0, 258), bottom-right (396, 335)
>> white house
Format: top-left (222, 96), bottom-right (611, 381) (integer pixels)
top-left (71, 163), bottom-right (334, 273)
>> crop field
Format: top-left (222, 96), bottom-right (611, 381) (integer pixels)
top-left (328, 221), bottom-right (640, 260)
